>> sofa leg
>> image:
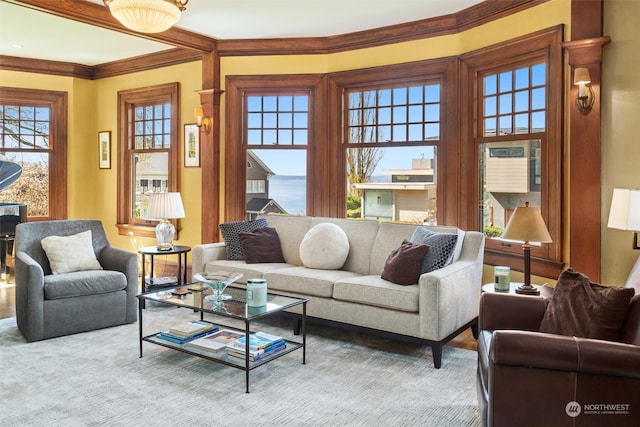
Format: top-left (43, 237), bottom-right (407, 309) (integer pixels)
top-left (292, 317), bottom-right (302, 335)
top-left (432, 344), bottom-right (442, 369)
top-left (471, 319), bottom-right (479, 339)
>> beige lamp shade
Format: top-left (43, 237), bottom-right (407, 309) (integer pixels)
top-left (608, 188), bottom-right (640, 231)
top-left (574, 67), bottom-right (591, 85)
top-left (146, 192), bottom-right (185, 220)
top-left (501, 202), bottom-right (552, 243)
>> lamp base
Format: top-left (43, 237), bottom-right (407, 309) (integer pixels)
top-left (515, 284), bottom-right (540, 295)
top-left (155, 219), bottom-right (175, 251)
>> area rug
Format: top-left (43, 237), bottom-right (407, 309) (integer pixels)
top-left (0, 304), bottom-right (481, 426)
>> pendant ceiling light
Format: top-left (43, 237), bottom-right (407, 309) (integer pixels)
top-left (103, 0), bottom-right (188, 33)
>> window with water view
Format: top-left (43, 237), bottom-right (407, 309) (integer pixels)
top-left (244, 94), bottom-right (309, 219)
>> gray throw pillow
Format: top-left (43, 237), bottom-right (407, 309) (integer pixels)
top-left (410, 227), bottom-right (457, 274)
top-left (219, 218), bottom-right (268, 260)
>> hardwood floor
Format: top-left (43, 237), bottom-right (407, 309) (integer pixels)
top-left (0, 282), bottom-right (15, 319)
top-left (0, 253), bottom-right (478, 352)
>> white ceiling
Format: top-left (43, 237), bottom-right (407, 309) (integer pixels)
top-left (0, 0), bottom-right (483, 66)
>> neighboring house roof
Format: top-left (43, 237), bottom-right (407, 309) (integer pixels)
top-left (247, 150), bottom-right (275, 177)
top-left (246, 197), bottom-right (286, 214)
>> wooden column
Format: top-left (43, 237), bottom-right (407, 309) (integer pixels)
top-left (563, 0), bottom-right (609, 281)
top-left (199, 52), bottom-right (223, 243)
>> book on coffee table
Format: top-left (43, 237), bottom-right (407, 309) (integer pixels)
top-left (185, 329), bottom-right (245, 352)
top-left (156, 326), bottom-right (219, 345)
top-left (227, 331), bottom-right (284, 351)
top-left (225, 340), bottom-right (286, 362)
top-left (169, 320), bottom-right (215, 337)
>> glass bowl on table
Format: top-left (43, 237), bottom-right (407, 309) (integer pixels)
top-left (193, 271), bottom-right (243, 304)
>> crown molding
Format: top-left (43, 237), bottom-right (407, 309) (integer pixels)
top-left (4, 0), bottom-right (548, 77)
top-left (0, 55), bottom-right (93, 79)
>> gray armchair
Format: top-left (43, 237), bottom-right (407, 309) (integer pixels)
top-left (15, 220), bottom-right (138, 342)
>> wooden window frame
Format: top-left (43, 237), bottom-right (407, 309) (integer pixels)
top-left (0, 87), bottom-right (67, 220)
top-left (459, 26), bottom-right (564, 278)
top-left (328, 59), bottom-right (458, 222)
top-left (225, 75), bottom-right (327, 221)
top-left (116, 83), bottom-right (180, 238)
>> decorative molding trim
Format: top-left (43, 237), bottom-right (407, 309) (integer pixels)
top-left (6, 0), bottom-right (546, 77)
top-left (1, 49), bottom-right (201, 80)
top-left (562, 36), bottom-right (611, 65)
top-left (217, 0), bottom-right (548, 56)
top-left (93, 49), bottom-right (202, 79)
top-left (0, 55), bottom-right (93, 79)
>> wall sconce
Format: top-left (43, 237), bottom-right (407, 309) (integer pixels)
top-left (194, 106), bottom-right (211, 134)
top-left (574, 67), bottom-right (594, 114)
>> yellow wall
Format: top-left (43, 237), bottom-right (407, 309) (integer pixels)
top-left (91, 61), bottom-right (203, 254)
top-left (0, 61), bottom-right (203, 260)
top-left (601, 0), bottom-right (640, 285)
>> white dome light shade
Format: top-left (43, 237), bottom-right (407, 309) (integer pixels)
top-left (107, 0), bottom-right (183, 33)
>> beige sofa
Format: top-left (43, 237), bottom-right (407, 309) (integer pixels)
top-left (192, 215), bottom-right (485, 368)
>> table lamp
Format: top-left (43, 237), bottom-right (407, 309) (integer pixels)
top-left (146, 192), bottom-right (185, 251)
top-left (501, 202), bottom-right (552, 295)
top-left (607, 188), bottom-right (640, 250)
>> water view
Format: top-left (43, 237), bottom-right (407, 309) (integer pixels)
top-left (268, 175), bottom-right (306, 215)
top-left (268, 174), bottom-right (392, 216)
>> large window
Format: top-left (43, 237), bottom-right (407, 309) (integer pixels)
top-left (225, 75), bottom-right (324, 221)
top-left (0, 87), bottom-right (67, 220)
top-left (221, 30), bottom-right (562, 278)
top-left (479, 63), bottom-right (546, 237)
top-left (461, 27), bottom-right (563, 276)
top-left (244, 94), bottom-right (309, 218)
top-left (116, 83), bottom-right (179, 237)
top-left (342, 79), bottom-right (442, 224)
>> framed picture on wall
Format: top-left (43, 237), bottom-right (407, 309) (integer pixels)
top-left (98, 131), bottom-right (111, 169)
top-left (184, 123), bottom-right (200, 167)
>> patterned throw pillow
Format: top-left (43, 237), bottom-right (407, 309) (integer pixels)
top-left (219, 218), bottom-right (268, 260)
top-left (410, 227), bottom-right (458, 274)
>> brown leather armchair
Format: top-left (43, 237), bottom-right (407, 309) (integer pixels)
top-left (477, 259), bottom-right (640, 427)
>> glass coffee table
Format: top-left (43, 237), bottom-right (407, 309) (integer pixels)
top-left (137, 284), bottom-right (307, 393)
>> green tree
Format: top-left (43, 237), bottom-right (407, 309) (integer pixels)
top-left (346, 91), bottom-right (383, 198)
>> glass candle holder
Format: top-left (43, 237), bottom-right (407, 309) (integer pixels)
top-left (247, 278), bottom-right (267, 307)
top-left (494, 266), bottom-right (511, 292)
